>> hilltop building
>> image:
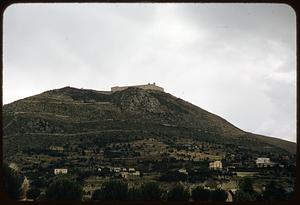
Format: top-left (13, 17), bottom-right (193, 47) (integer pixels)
top-left (111, 83), bottom-right (164, 92)
top-left (209, 161), bottom-right (223, 170)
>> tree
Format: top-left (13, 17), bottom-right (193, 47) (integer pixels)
top-left (140, 182), bottom-right (163, 201)
top-left (191, 186), bottom-right (211, 201)
top-left (91, 189), bottom-right (102, 201)
top-left (26, 187), bottom-right (41, 200)
top-left (3, 163), bottom-right (24, 200)
top-left (239, 177), bottom-right (254, 194)
top-left (234, 190), bottom-right (256, 202)
top-left (92, 180), bottom-right (128, 201)
top-left (166, 184), bottom-right (190, 201)
top-left (263, 181), bottom-right (287, 201)
top-left (211, 189), bottom-right (228, 202)
top-left (127, 187), bottom-right (143, 201)
top-left (45, 177), bottom-right (82, 201)
top-left (159, 171), bottom-right (187, 182)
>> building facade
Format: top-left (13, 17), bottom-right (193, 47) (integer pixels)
top-left (209, 161), bottom-right (223, 170)
top-left (54, 168), bottom-right (68, 175)
top-left (255, 157), bottom-right (274, 167)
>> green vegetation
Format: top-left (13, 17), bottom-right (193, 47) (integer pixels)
top-left (211, 189), bottom-right (228, 202)
top-left (166, 184), bottom-right (190, 201)
top-left (262, 181), bottom-right (287, 201)
top-left (26, 187), bottom-right (41, 200)
top-left (45, 177), bottom-right (82, 201)
top-left (91, 180), bottom-right (128, 201)
top-left (191, 186), bottom-right (211, 201)
top-left (239, 177), bottom-right (254, 194)
top-left (140, 182), bottom-right (164, 201)
top-left (3, 163), bottom-right (24, 200)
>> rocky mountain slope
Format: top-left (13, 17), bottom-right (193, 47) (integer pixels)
top-left (3, 86), bottom-right (296, 158)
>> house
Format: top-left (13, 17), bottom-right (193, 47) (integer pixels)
top-left (178, 168), bottom-right (188, 175)
top-left (128, 168), bottom-right (135, 172)
top-left (132, 171), bottom-right (140, 176)
top-left (49, 146), bottom-right (64, 152)
top-left (54, 168), bottom-right (68, 175)
top-left (120, 170), bottom-right (140, 179)
top-left (113, 167), bottom-right (121, 173)
top-left (255, 158), bottom-right (274, 168)
top-left (209, 161), bottom-right (223, 170)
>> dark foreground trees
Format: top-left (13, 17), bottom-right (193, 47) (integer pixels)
top-left (26, 187), bottom-right (41, 200)
top-left (45, 177), bottom-right (82, 201)
top-left (3, 163), bottom-right (24, 200)
top-left (92, 181), bottom-right (164, 201)
top-left (191, 186), bottom-right (228, 202)
top-left (262, 181), bottom-right (287, 201)
top-left (92, 180), bottom-right (128, 201)
top-left (140, 182), bottom-right (164, 201)
top-left (166, 184), bottom-right (190, 201)
top-left (211, 188), bottom-right (228, 201)
top-left (191, 186), bottom-right (211, 201)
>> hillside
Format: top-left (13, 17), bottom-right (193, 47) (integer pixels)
top-left (3, 86), bottom-right (296, 158)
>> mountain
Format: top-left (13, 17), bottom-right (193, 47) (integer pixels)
top-left (3, 86), bottom-right (296, 159)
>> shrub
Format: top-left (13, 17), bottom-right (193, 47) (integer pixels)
top-left (239, 177), bottom-right (254, 194)
top-left (166, 184), bottom-right (190, 201)
top-left (128, 187), bottom-right (143, 201)
top-left (262, 181), bottom-right (287, 201)
top-left (45, 177), bottom-right (82, 201)
top-left (191, 186), bottom-right (211, 201)
top-left (93, 180), bottom-right (128, 201)
top-left (91, 189), bottom-right (102, 201)
top-left (211, 188), bottom-right (228, 202)
top-left (234, 190), bottom-right (256, 202)
top-left (26, 187), bottom-right (41, 200)
top-left (140, 182), bottom-right (163, 201)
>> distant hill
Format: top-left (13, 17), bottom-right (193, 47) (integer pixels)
top-left (3, 86), bottom-right (296, 158)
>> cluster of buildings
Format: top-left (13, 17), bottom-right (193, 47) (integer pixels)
top-left (49, 146), bottom-right (64, 152)
top-left (52, 157), bottom-right (276, 176)
top-left (98, 166), bottom-right (141, 179)
top-left (209, 157), bottom-right (275, 171)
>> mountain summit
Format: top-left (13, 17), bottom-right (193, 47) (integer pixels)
top-left (3, 86), bottom-right (296, 159)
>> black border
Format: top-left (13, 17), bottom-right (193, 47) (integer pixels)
top-left (0, 0), bottom-right (298, 205)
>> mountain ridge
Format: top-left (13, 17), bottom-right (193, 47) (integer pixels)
top-left (3, 86), bottom-right (296, 157)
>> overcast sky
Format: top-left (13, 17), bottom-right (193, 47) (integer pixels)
top-left (3, 3), bottom-right (296, 142)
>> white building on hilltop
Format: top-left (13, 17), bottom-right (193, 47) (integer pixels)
top-left (209, 161), bottom-right (223, 170)
top-left (111, 83), bottom-right (164, 92)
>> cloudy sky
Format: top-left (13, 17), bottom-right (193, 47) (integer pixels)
top-left (3, 3), bottom-right (296, 142)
